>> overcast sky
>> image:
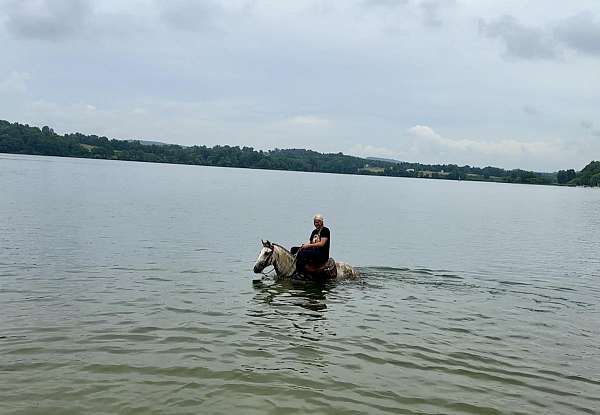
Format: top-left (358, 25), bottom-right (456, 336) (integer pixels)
top-left (1, 0), bottom-right (599, 171)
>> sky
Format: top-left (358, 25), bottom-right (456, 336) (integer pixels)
top-left (0, 0), bottom-right (599, 171)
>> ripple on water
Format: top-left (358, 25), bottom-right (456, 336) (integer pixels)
top-left (2, 265), bottom-right (599, 414)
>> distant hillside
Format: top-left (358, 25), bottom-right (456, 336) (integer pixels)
top-left (0, 119), bottom-right (591, 186)
top-left (367, 156), bottom-right (404, 164)
top-left (128, 139), bottom-right (169, 146)
top-left (568, 161), bottom-right (600, 186)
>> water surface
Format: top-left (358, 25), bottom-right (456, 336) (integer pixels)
top-left (1, 154), bottom-right (599, 414)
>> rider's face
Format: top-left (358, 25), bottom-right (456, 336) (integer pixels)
top-left (314, 219), bottom-right (323, 228)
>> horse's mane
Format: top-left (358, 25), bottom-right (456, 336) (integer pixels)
top-left (272, 243), bottom-right (293, 256)
top-left (266, 242), bottom-right (297, 278)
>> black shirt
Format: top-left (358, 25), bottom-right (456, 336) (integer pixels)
top-left (310, 226), bottom-right (330, 258)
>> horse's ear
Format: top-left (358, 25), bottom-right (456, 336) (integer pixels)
top-left (261, 239), bottom-right (266, 246)
top-left (266, 240), bottom-right (273, 249)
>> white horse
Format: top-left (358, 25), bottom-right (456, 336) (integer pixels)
top-left (253, 240), bottom-right (358, 281)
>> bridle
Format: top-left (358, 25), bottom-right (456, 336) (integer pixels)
top-left (264, 246), bottom-right (275, 263)
top-left (259, 244), bottom-right (277, 277)
top-left (257, 241), bottom-right (298, 279)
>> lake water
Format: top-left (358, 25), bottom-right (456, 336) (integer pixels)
top-left (1, 154), bottom-right (599, 415)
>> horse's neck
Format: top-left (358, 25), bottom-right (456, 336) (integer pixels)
top-left (273, 245), bottom-right (296, 278)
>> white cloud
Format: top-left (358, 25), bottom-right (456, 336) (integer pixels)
top-left (361, 0), bottom-right (408, 8)
top-left (555, 11), bottom-right (600, 56)
top-left (407, 125), bottom-right (564, 157)
top-left (408, 125), bottom-right (443, 140)
top-left (478, 15), bottom-right (558, 60)
top-left (3, 0), bottom-right (92, 40)
top-left (157, 0), bottom-right (222, 32)
top-left (405, 125), bottom-right (574, 169)
top-left (419, 0), bottom-right (456, 27)
top-left (581, 120), bottom-right (593, 130)
top-left (285, 115), bottom-right (332, 127)
top-left (0, 71), bottom-right (30, 95)
top-left (522, 105), bottom-right (539, 116)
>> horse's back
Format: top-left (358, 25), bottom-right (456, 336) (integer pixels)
top-left (335, 261), bottom-right (358, 279)
top-left (297, 258), bottom-right (357, 281)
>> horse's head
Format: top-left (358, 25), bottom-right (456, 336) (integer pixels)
top-left (253, 240), bottom-right (275, 273)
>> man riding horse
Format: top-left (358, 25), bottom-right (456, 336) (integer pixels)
top-left (253, 214), bottom-right (357, 280)
top-left (291, 214), bottom-right (330, 274)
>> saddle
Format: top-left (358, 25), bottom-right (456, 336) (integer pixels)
top-left (299, 258), bottom-right (337, 280)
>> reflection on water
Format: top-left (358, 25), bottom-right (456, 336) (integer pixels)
top-left (1, 155), bottom-right (599, 415)
top-left (242, 266), bottom-right (600, 414)
top-left (253, 277), bottom-right (333, 312)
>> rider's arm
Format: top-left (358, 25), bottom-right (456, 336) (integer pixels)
top-left (303, 237), bottom-right (328, 249)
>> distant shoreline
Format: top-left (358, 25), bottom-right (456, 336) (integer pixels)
top-left (1, 119), bottom-right (597, 187)
top-left (0, 152), bottom-right (551, 186)
top-left (0, 152), bottom-right (563, 188)
top-left (7, 151), bottom-right (593, 190)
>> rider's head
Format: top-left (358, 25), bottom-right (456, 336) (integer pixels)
top-left (313, 214), bottom-right (324, 228)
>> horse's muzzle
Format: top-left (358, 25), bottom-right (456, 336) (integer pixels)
top-left (253, 265), bottom-right (261, 273)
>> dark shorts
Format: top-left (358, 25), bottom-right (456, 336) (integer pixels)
top-left (291, 246), bottom-right (328, 269)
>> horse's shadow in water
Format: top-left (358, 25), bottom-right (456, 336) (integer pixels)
top-left (252, 277), bottom-right (334, 313)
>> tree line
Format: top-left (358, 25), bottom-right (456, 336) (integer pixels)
top-left (0, 119), bottom-right (597, 186)
top-left (560, 161), bottom-right (600, 186)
